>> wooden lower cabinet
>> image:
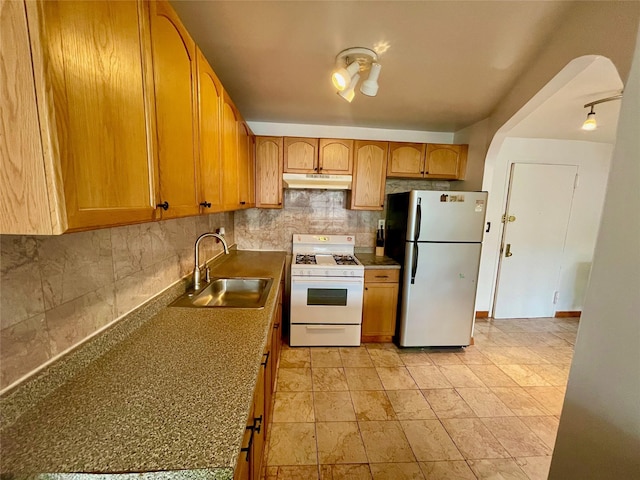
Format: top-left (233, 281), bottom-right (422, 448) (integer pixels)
top-left (361, 268), bottom-right (400, 342)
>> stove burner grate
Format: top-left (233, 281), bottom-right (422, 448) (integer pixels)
top-left (295, 254), bottom-right (316, 265)
top-left (333, 254), bottom-right (358, 266)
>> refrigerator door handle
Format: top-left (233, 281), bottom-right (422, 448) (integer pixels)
top-left (415, 199), bottom-right (422, 241)
top-left (411, 243), bottom-right (419, 284)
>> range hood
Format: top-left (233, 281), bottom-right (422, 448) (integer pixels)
top-left (283, 173), bottom-right (352, 190)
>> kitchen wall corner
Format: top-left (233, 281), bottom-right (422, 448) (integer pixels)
top-left (0, 212), bottom-right (234, 391)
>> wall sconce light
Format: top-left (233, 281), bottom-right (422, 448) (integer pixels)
top-left (582, 93), bottom-right (623, 131)
top-left (332, 47), bottom-right (382, 102)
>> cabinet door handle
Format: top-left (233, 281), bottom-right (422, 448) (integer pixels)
top-left (261, 351), bottom-right (270, 367)
top-left (240, 425), bottom-right (255, 461)
top-left (240, 201), bottom-right (246, 205)
top-left (375, 275), bottom-right (389, 278)
top-left (199, 201), bottom-right (211, 208)
top-left (365, 287), bottom-right (368, 291)
top-left (253, 415), bottom-right (263, 434)
top-left (156, 201), bottom-right (169, 210)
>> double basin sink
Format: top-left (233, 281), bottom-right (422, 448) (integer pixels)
top-left (171, 277), bottom-right (273, 309)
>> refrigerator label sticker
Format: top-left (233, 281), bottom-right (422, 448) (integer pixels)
top-left (448, 195), bottom-right (465, 202)
top-left (475, 200), bottom-right (485, 212)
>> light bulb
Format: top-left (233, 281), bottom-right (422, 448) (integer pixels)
top-left (331, 62), bottom-right (360, 91)
top-left (582, 111), bottom-right (597, 131)
top-left (338, 73), bottom-right (360, 102)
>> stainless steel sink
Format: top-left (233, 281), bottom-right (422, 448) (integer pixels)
top-left (171, 277), bottom-right (273, 308)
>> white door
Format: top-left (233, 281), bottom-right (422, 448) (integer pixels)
top-left (493, 163), bottom-right (577, 318)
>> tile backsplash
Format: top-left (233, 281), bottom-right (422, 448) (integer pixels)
top-left (0, 212), bottom-right (234, 390)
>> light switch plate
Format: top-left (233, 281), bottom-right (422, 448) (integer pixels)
top-left (378, 219), bottom-right (385, 230)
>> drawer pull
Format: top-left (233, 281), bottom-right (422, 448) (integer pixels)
top-left (306, 326), bottom-right (346, 331)
top-left (375, 275), bottom-right (389, 278)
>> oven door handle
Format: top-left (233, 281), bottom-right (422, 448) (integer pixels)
top-left (305, 325), bottom-right (347, 331)
top-left (291, 278), bottom-right (364, 284)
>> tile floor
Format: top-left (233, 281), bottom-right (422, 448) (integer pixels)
top-left (262, 316), bottom-right (578, 480)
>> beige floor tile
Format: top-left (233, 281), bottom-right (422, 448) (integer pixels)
top-left (480, 347), bottom-right (548, 365)
top-left (351, 391), bottom-right (397, 421)
top-left (497, 364), bottom-right (552, 387)
top-left (265, 466), bottom-right (278, 480)
top-left (419, 461), bottom-right (477, 479)
top-left (480, 417), bottom-right (551, 457)
top-left (398, 350), bottom-right (433, 366)
top-left (406, 365), bottom-right (452, 389)
top-left (428, 352), bottom-right (464, 365)
top-left (280, 348), bottom-right (311, 368)
top-left (277, 367), bottom-right (313, 391)
top-left (519, 416), bottom-right (559, 449)
top-left (344, 368), bottom-right (384, 391)
top-left (314, 391), bottom-right (357, 422)
top-left (313, 367), bottom-right (349, 391)
top-left (386, 390), bottom-right (437, 420)
top-left (490, 387), bottom-right (548, 416)
top-left (467, 364), bottom-right (519, 387)
top-left (267, 423), bottom-right (317, 466)
top-left (467, 459), bottom-right (528, 479)
top-left (525, 363), bottom-right (569, 386)
top-left (441, 418), bottom-right (508, 460)
top-left (527, 346), bottom-right (573, 364)
top-left (456, 350), bottom-right (492, 365)
top-left (276, 465), bottom-right (320, 479)
top-left (320, 463), bottom-right (373, 479)
top-left (316, 422), bottom-right (368, 465)
top-left (522, 386), bottom-right (565, 415)
top-left (456, 388), bottom-right (514, 417)
top-left (370, 462), bottom-right (425, 479)
top-left (400, 419), bottom-right (463, 461)
top-left (376, 367), bottom-right (418, 390)
top-left (272, 391), bottom-right (315, 422)
top-left (422, 389), bottom-right (476, 419)
top-left (312, 349), bottom-right (344, 367)
top-left (359, 420), bottom-right (416, 463)
top-left (515, 456), bottom-right (552, 480)
top-left (367, 348), bottom-right (404, 367)
top-left (438, 365), bottom-right (486, 388)
top-left (341, 347), bottom-right (375, 368)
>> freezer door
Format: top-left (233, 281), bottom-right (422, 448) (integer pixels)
top-left (399, 242), bottom-right (481, 347)
top-left (406, 191), bottom-right (487, 242)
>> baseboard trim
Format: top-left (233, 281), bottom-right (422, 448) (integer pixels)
top-left (475, 311), bottom-right (489, 318)
top-left (361, 335), bottom-right (394, 343)
top-left (555, 311), bottom-right (581, 318)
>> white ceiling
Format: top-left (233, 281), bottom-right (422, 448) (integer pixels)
top-left (171, 1), bottom-right (620, 141)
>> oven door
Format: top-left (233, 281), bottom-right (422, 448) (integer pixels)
top-left (290, 276), bottom-right (364, 325)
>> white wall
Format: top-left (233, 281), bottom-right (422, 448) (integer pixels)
top-left (549, 26), bottom-right (640, 479)
top-left (476, 137), bottom-right (613, 312)
top-left (452, 118), bottom-right (490, 192)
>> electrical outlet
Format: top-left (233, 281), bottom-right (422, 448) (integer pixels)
top-left (378, 219), bottom-right (385, 230)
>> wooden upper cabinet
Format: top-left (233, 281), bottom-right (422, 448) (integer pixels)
top-left (283, 137), bottom-right (318, 173)
top-left (221, 91), bottom-right (240, 210)
top-left (196, 48), bottom-right (223, 213)
top-left (1, 0), bottom-right (159, 234)
top-left (319, 139), bottom-right (353, 174)
top-left (149, 0), bottom-right (200, 219)
top-left (237, 120), bottom-right (255, 208)
top-left (387, 143), bottom-right (426, 178)
top-left (349, 141), bottom-right (388, 211)
top-left (256, 137), bottom-right (283, 209)
top-left (424, 144), bottom-right (468, 179)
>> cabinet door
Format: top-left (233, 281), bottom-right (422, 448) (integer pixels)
top-left (283, 137), bottom-right (318, 173)
top-left (238, 121), bottom-right (254, 208)
top-left (319, 138), bottom-right (353, 174)
top-left (362, 270), bottom-right (399, 341)
top-left (150, 0), bottom-right (199, 218)
top-left (350, 141), bottom-right (388, 210)
top-left (196, 48), bottom-right (223, 212)
top-left (256, 137), bottom-right (283, 208)
top-left (424, 144), bottom-right (468, 179)
top-left (221, 91), bottom-right (240, 210)
top-left (234, 403), bottom-right (253, 480)
top-left (27, 0), bottom-right (159, 232)
top-left (387, 143), bottom-right (426, 178)
top-left (252, 358), bottom-right (266, 480)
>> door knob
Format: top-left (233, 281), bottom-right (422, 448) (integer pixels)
top-left (505, 244), bottom-right (513, 257)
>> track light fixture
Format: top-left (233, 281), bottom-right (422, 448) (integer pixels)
top-left (332, 47), bottom-right (382, 102)
top-left (582, 93), bottom-right (623, 131)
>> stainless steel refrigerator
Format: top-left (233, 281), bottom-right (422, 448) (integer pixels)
top-left (385, 190), bottom-right (488, 347)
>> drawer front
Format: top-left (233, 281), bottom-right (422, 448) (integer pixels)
top-left (364, 269), bottom-right (400, 283)
top-left (290, 324), bottom-right (361, 347)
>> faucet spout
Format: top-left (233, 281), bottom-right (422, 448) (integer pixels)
top-left (193, 232), bottom-right (230, 291)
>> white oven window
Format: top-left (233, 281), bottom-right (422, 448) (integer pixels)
top-left (307, 288), bottom-right (348, 306)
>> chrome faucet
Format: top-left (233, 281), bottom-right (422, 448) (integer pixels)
top-left (193, 232), bottom-right (229, 291)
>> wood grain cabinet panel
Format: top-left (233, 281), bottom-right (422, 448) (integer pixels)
top-left (349, 141), bottom-right (388, 211)
top-left (424, 144), bottom-right (468, 179)
top-left (237, 121), bottom-right (255, 208)
top-left (362, 268), bottom-right (400, 342)
top-left (256, 136), bottom-right (283, 208)
top-left (319, 138), bottom-right (353, 174)
top-left (221, 92), bottom-right (240, 210)
top-left (149, 0), bottom-right (200, 219)
top-left (1, 0), bottom-right (160, 234)
top-left (196, 48), bottom-right (223, 213)
top-left (387, 142), bottom-right (426, 178)
top-left (283, 137), bottom-right (318, 173)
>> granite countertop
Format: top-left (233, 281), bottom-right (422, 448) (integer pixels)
top-left (356, 253), bottom-right (401, 269)
top-left (0, 250), bottom-right (286, 479)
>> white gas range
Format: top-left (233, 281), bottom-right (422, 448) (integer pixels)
top-left (290, 234), bottom-right (365, 347)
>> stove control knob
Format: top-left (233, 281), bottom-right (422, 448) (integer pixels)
top-left (343, 270), bottom-right (347, 276)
